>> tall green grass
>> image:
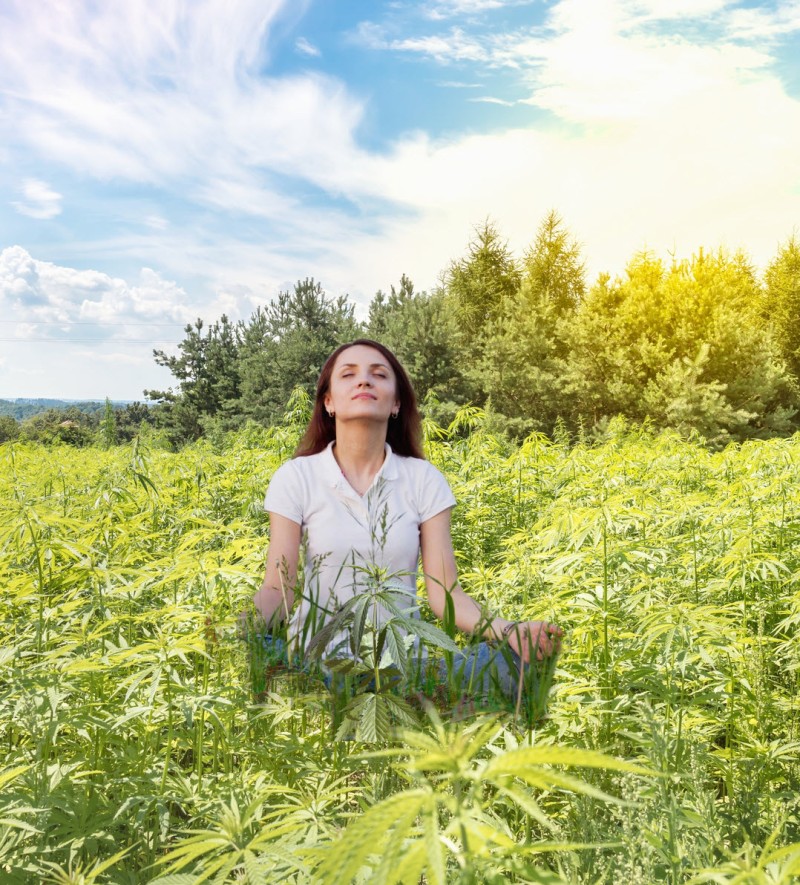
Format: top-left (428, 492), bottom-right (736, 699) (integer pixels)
top-left (1, 415), bottom-right (799, 882)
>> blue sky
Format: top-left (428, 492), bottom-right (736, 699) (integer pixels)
top-left (1, 0), bottom-right (799, 399)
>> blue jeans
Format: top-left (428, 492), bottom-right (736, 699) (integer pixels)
top-left (443, 641), bottom-right (522, 700)
top-left (249, 634), bottom-right (522, 700)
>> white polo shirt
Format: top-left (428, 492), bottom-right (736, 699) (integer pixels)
top-left (263, 441), bottom-right (456, 655)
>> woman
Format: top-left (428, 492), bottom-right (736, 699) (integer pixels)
top-left (251, 339), bottom-right (561, 697)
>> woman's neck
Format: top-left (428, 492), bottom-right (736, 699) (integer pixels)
top-left (332, 423), bottom-right (387, 495)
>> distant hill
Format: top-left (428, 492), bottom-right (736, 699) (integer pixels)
top-left (0, 399), bottom-right (139, 421)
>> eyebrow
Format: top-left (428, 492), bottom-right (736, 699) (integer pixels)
top-left (338, 362), bottom-right (390, 370)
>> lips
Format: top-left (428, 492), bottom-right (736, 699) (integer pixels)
top-left (352, 393), bottom-right (377, 400)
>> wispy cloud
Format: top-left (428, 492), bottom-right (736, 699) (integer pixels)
top-left (12, 178), bottom-right (62, 219)
top-left (392, 28), bottom-right (488, 61)
top-left (0, 1), bottom-right (368, 206)
top-left (725, 0), bottom-right (800, 40)
top-left (295, 36), bottom-right (321, 57)
top-left (468, 95), bottom-right (516, 105)
top-left (2, 0), bottom-right (800, 399)
top-left (346, 0), bottom-right (800, 285)
top-left (143, 215), bottom-right (169, 231)
top-left (353, 22), bottom-right (489, 61)
top-left (424, 0), bottom-right (536, 20)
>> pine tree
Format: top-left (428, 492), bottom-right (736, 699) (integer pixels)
top-left (764, 234), bottom-right (800, 382)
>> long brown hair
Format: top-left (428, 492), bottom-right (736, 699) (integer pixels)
top-left (294, 339), bottom-right (424, 459)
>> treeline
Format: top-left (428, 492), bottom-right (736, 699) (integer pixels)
top-left (145, 212), bottom-right (800, 449)
top-left (0, 399), bottom-right (112, 421)
top-left (0, 401), bottom-right (155, 446)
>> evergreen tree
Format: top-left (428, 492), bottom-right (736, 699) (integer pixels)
top-left (522, 209), bottom-right (586, 313)
top-left (146, 315), bottom-right (242, 444)
top-left (236, 278), bottom-right (362, 425)
top-left (764, 234), bottom-right (800, 382)
top-left (565, 249), bottom-right (799, 443)
top-left (476, 213), bottom-right (585, 436)
top-left (116, 402), bottom-right (155, 443)
top-left (366, 280), bottom-right (468, 423)
top-left (444, 221), bottom-right (521, 349)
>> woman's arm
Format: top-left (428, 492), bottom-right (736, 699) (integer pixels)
top-left (420, 509), bottom-right (561, 662)
top-left (251, 513), bottom-right (301, 629)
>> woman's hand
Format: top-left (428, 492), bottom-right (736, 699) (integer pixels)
top-left (504, 620), bottom-right (563, 663)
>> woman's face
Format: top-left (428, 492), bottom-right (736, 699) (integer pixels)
top-left (324, 344), bottom-right (400, 425)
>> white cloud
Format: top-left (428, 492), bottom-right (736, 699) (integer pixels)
top-left (2, 0), bottom-right (800, 398)
top-left (295, 36), bottom-right (321, 57)
top-left (0, 1), bottom-right (367, 204)
top-left (73, 350), bottom-right (154, 366)
top-left (353, 22), bottom-right (489, 62)
top-left (725, 1), bottom-right (800, 40)
top-left (424, 0), bottom-right (535, 20)
top-left (623, 0), bottom-right (733, 22)
top-left (525, 10), bottom-right (773, 123)
top-left (341, 0), bottom-right (800, 288)
top-left (392, 28), bottom-right (488, 62)
top-left (0, 247), bottom-right (229, 397)
top-left (144, 214), bottom-right (169, 230)
top-left (468, 95), bottom-right (516, 105)
top-left (0, 246), bottom-right (194, 330)
top-left (12, 178), bottom-right (63, 219)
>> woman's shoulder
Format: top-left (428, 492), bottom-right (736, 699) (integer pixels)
top-left (391, 450), bottom-right (433, 474)
top-left (392, 451), bottom-right (445, 475)
top-left (391, 452), bottom-right (454, 491)
top-left (264, 449), bottom-right (333, 518)
top-left (267, 448), bottom-right (327, 491)
top-left (275, 445), bottom-right (331, 475)
top-left (391, 452), bottom-right (456, 518)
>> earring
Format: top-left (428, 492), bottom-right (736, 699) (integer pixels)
top-left (327, 410), bottom-right (335, 418)
top-left (391, 410), bottom-right (399, 419)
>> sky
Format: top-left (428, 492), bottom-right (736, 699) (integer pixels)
top-left (1, 0), bottom-right (799, 400)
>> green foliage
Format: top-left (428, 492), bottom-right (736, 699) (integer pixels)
top-left (764, 234), bottom-right (800, 383)
top-left (147, 315), bottom-right (242, 444)
top-left (100, 397), bottom-right (118, 449)
top-left (367, 278), bottom-right (468, 425)
top-left (0, 414), bottom-right (20, 443)
top-left (115, 402), bottom-right (158, 444)
top-left (148, 279), bottom-right (361, 445)
top-left (135, 220), bottom-right (800, 448)
top-left (444, 219), bottom-right (522, 357)
top-left (236, 277), bottom-right (361, 428)
top-left (465, 213), bottom-right (582, 438)
top-left (565, 249), bottom-right (799, 444)
top-left (521, 209), bottom-right (586, 314)
top-left (0, 399), bottom-right (122, 421)
top-left (2, 418), bottom-right (800, 881)
top-left (312, 713), bottom-right (652, 884)
top-left (2, 402), bottom-right (156, 448)
top-left (17, 405), bottom-right (97, 446)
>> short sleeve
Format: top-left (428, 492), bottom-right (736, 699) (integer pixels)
top-left (416, 462), bottom-right (457, 523)
top-left (263, 461), bottom-right (305, 526)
